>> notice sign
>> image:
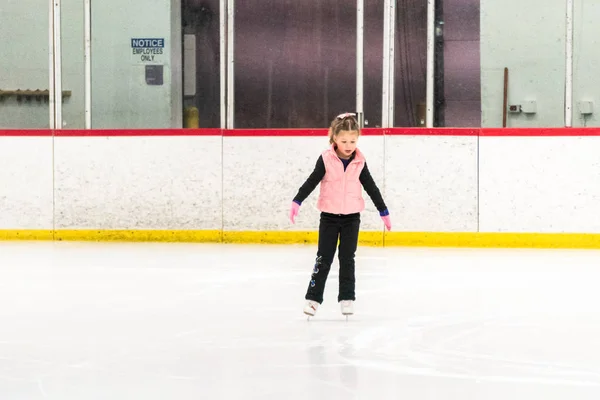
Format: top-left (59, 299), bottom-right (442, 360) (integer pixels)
top-left (131, 38), bottom-right (165, 63)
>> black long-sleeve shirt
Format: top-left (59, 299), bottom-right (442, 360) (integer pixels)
top-left (293, 155), bottom-right (388, 213)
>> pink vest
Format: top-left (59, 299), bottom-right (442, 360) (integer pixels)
top-left (317, 145), bottom-right (366, 214)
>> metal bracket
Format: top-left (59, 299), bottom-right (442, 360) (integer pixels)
top-left (0, 89), bottom-right (72, 103)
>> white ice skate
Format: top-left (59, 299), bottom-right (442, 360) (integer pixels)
top-left (340, 300), bottom-right (354, 320)
top-left (303, 300), bottom-right (319, 319)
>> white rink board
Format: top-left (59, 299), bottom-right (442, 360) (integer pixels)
top-left (54, 136), bottom-right (222, 230)
top-left (222, 136), bottom-right (385, 231)
top-left (0, 138), bottom-right (53, 229)
top-left (480, 136), bottom-right (600, 233)
top-left (223, 136), bottom-right (325, 232)
top-left (384, 135), bottom-right (478, 232)
top-left (357, 136), bottom-right (386, 231)
top-left (7, 133), bottom-right (600, 235)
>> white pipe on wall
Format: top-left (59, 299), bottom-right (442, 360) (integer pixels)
top-left (84, 0), bottom-right (91, 129)
top-left (356, 0), bottom-right (364, 126)
top-left (388, 0), bottom-right (395, 127)
top-left (219, 0), bottom-right (226, 129)
top-left (565, 0), bottom-right (574, 127)
top-left (382, 0), bottom-right (396, 127)
top-left (382, 0), bottom-right (390, 127)
top-left (49, 0), bottom-right (55, 129)
top-left (226, 0), bottom-right (235, 129)
top-left (426, 0), bottom-right (435, 128)
top-left (53, 0), bottom-right (63, 129)
top-left (171, 0), bottom-right (183, 128)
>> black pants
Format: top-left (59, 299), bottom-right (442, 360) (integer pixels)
top-left (305, 212), bottom-right (361, 304)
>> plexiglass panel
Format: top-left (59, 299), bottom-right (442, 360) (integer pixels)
top-left (363, 1), bottom-right (384, 128)
top-left (234, 1), bottom-right (357, 129)
top-left (61, 0), bottom-right (85, 129)
top-left (0, 0), bottom-right (50, 128)
top-left (393, 0), bottom-right (427, 127)
top-left (183, 0), bottom-right (221, 128)
top-left (572, 0), bottom-right (600, 127)
top-left (440, 0), bottom-right (481, 127)
top-left (480, 0), bottom-right (565, 127)
top-left (91, 0), bottom-right (180, 128)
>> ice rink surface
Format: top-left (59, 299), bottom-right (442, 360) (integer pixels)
top-left (1, 242), bottom-right (600, 399)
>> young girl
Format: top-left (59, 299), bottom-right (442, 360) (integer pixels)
top-left (289, 112), bottom-right (391, 318)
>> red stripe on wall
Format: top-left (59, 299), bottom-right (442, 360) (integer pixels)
top-left (0, 129), bottom-right (224, 137)
top-left (223, 128), bottom-right (385, 136)
top-left (386, 128), bottom-right (479, 136)
top-left (0, 128), bottom-right (473, 137)
top-left (481, 128), bottom-right (600, 136)
top-left (223, 128), bottom-right (329, 137)
top-left (54, 129), bottom-right (223, 137)
top-left (3, 127), bottom-right (600, 137)
top-left (0, 130), bottom-right (53, 137)
top-left (361, 128), bottom-right (385, 136)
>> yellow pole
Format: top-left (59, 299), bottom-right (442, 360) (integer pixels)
top-left (183, 106), bottom-right (199, 128)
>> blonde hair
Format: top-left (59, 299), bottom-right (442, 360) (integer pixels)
top-left (328, 112), bottom-right (360, 144)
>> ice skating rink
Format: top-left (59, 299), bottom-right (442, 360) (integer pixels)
top-left (1, 242), bottom-right (600, 399)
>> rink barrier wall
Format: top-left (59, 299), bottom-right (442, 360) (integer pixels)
top-left (1, 127), bottom-right (595, 136)
top-left (2, 127), bottom-right (600, 248)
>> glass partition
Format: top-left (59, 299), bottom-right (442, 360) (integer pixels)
top-left (234, 1), bottom-right (357, 129)
top-left (480, 0), bottom-right (565, 127)
top-left (572, 1), bottom-right (600, 127)
top-left (60, 0), bottom-right (85, 129)
top-left (183, 0), bottom-right (221, 128)
top-left (363, 1), bottom-right (384, 128)
top-left (1, 0), bottom-right (588, 129)
top-left (439, 0), bottom-right (481, 127)
top-left (90, 0), bottom-right (181, 128)
top-left (393, 0), bottom-right (427, 127)
top-left (0, 0), bottom-right (50, 128)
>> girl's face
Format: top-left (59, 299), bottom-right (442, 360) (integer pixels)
top-left (333, 130), bottom-right (359, 159)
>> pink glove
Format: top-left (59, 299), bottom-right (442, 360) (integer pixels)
top-left (289, 202), bottom-right (300, 224)
top-left (381, 215), bottom-right (392, 231)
